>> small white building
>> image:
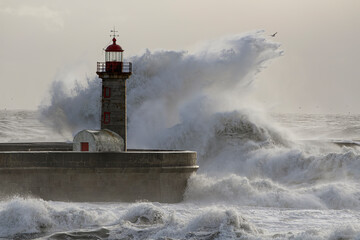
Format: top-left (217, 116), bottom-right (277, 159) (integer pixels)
top-left (73, 129), bottom-right (124, 152)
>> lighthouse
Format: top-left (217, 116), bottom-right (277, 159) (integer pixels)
top-left (96, 32), bottom-right (132, 151)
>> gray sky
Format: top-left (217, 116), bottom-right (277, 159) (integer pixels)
top-left (0, 0), bottom-right (359, 114)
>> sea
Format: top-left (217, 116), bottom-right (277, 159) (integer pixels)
top-left (0, 31), bottom-right (359, 239)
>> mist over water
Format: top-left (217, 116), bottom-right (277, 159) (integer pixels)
top-left (3, 31), bottom-right (358, 238)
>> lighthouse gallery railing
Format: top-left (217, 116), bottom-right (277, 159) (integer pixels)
top-left (97, 62), bottom-right (132, 74)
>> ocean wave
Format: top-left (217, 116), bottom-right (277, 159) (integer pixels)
top-left (0, 196), bottom-right (116, 239)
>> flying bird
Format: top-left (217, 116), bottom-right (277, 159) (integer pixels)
top-left (270, 32), bottom-right (278, 37)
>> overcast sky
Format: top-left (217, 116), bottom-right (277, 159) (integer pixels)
top-left (0, 0), bottom-right (359, 114)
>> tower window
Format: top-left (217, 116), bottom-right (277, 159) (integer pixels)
top-left (104, 87), bottom-right (111, 98)
top-left (103, 112), bottom-right (111, 124)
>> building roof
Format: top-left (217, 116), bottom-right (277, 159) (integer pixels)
top-left (105, 38), bottom-right (124, 52)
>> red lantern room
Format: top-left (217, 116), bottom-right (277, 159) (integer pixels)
top-left (105, 38), bottom-right (124, 62)
top-left (96, 33), bottom-right (132, 74)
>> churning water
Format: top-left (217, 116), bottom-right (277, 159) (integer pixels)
top-left (0, 31), bottom-right (360, 239)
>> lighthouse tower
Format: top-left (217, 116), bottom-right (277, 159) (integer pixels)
top-left (96, 32), bottom-right (132, 150)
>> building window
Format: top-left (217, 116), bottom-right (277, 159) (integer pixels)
top-left (81, 142), bottom-right (89, 151)
top-left (104, 87), bottom-right (111, 98)
top-left (103, 112), bottom-right (111, 124)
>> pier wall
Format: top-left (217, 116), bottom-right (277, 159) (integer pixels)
top-left (0, 143), bottom-right (198, 202)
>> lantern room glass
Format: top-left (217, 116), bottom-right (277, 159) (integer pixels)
top-left (105, 51), bottom-right (123, 62)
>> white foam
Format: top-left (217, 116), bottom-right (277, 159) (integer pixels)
top-left (0, 197), bottom-right (117, 238)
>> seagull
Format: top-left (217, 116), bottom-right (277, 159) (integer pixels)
top-left (270, 32), bottom-right (277, 37)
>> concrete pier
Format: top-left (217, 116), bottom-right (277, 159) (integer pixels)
top-left (0, 143), bottom-right (198, 202)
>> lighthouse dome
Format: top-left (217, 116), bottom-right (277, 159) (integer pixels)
top-left (105, 38), bottom-right (124, 52)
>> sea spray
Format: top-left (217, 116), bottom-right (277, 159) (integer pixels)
top-left (37, 31), bottom-right (360, 212)
top-left (39, 77), bottom-right (101, 137)
top-left (126, 31), bottom-right (283, 148)
top-left (39, 31), bottom-right (283, 143)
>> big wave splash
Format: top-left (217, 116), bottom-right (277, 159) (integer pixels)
top-left (38, 31), bottom-right (360, 211)
top-left (2, 30), bottom-right (354, 239)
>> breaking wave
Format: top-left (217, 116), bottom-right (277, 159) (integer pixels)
top-left (1, 197), bottom-right (359, 239)
top-left (0, 196), bottom-right (116, 239)
top-left (36, 30), bottom-right (360, 212)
